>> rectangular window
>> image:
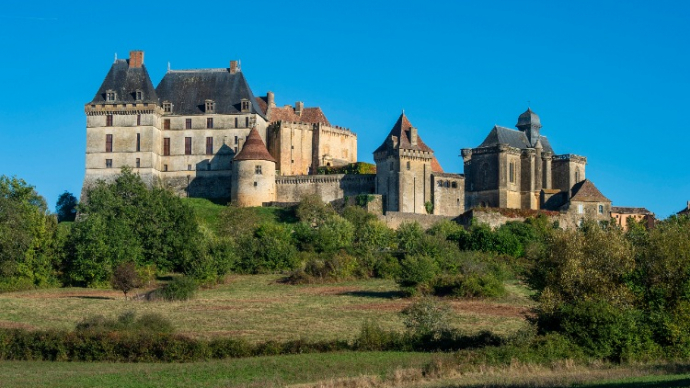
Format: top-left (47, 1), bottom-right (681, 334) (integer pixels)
top-left (135, 158), bottom-right (140, 168)
top-left (163, 119), bottom-right (170, 130)
top-left (509, 162), bottom-right (515, 183)
top-left (186, 118), bottom-right (192, 129)
top-left (245, 117), bottom-right (249, 127)
top-left (136, 133), bottom-right (140, 152)
top-left (255, 165), bottom-right (262, 175)
top-left (206, 137), bottom-right (213, 155)
top-left (163, 137), bottom-right (170, 156)
top-left (234, 136), bottom-right (238, 145)
top-left (137, 114), bottom-right (141, 126)
top-left (578, 204), bottom-right (584, 214)
top-left (187, 164), bottom-right (192, 171)
top-left (234, 117), bottom-right (238, 128)
top-left (106, 114), bottom-right (113, 127)
top-left (105, 159), bottom-right (112, 168)
top-left (185, 137), bottom-right (192, 155)
top-left (163, 164), bottom-right (168, 172)
top-left (598, 205), bottom-right (604, 214)
top-left (207, 118), bottom-right (213, 129)
top-left (105, 134), bottom-right (113, 152)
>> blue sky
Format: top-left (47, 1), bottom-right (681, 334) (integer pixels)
top-left (0, 1), bottom-right (688, 218)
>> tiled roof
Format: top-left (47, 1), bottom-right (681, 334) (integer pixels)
top-left (570, 179), bottom-right (610, 202)
top-left (89, 60), bottom-right (158, 104)
top-left (374, 112), bottom-right (434, 154)
top-left (431, 157), bottom-right (443, 173)
top-left (255, 96), bottom-right (268, 113)
top-left (478, 125), bottom-right (555, 153)
top-left (268, 105), bottom-right (331, 125)
top-left (234, 127), bottom-right (276, 163)
top-left (156, 69), bottom-right (266, 118)
top-left (611, 207), bottom-right (653, 215)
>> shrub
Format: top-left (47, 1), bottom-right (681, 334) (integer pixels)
top-left (75, 311), bottom-right (174, 334)
top-left (111, 262), bottom-right (142, 299)
top-left (397, 255), bottom-right (439, 296)
top-left (401, 297), bottom-right (451, 340)
top-left (149, 276), bottom-right (197, 301)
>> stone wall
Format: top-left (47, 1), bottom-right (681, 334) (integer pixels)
top-left (275, 174), bottom-right (375, 204)
top-left (378, 211), bottom-right (453, 230)
top-left (316, 124), bottom-right (357, 169)
top-left (431, 173), bottom-right (465, 216)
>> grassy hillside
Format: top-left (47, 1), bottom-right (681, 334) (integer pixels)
top-left (182, 198), bottom-right (297, 232)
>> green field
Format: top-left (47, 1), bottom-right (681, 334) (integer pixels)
top-left (0, 275), bottom-right (531, 342)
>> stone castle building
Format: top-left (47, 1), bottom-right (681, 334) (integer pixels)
top-left (83, 51), bottom-right (612, 226)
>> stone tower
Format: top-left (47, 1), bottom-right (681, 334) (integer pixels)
top-left (231, 127), bottom-right (277, 207)
top-left (373, 112), bottom-right (436, 213)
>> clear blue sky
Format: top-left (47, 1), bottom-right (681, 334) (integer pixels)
top-left (1, 1), bottom-right (688, 218)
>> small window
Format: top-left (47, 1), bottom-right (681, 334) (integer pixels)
top-left (105, 134), bottom-right (113, 152)
top-left (598, 205), bottom-right (604, 214)
top-left (254, 182), bottom-right (258, 187)
top-left (255, 165), bottom-right (262, 175)
top-left (245, 117), bottom-right (249, 127)
top-left (135, 90), bottom-right (143, 101)
top-left (575, 169), bottom-right (580, 183)
top-left (234, 136), bottom-right (238, 145)
top-left (207, 118), bottom-right (213, 129)
top-left (187, 164), bottom-right (192, 171)
top-left (137, 114), bottom-right (141, 126)
top-left (437, 181), bottom-right (443, 187)
top-left (186, 119), bottom-right (192, 129)
top-left (163, 164), bottom-right (168, 172)
top-left (241, 99), bottom-right (251, 112)
top-left (206, 137), bottom-right (213, 155)
top-left (578, 204), bottom-right (584, 214)
top-left (163, 119), bottom-right (170, 130)
top-left (136, 133), bottom-right (140, 152)
top-left (135, 158), bottom-right (140, 168)
top-left (445, 181), bottom-right (450, 188)
top-left (451, 182), bottom-right (457, 188)
top-left (234, 117), bottom-right (238, 128)
top-left (106, 90), bottom-right (116, 101)
top-left (163, 102), bottom-right (172, 113)
top-left (163, 138), bottom-right (170, 156)
top-left (185, 137), bottom-right (192, 155)
top-left (406, 161), bottom-right (410, 170)
top-left (509, 162), bottom-right (515, 183)
top-left (106, 114), bottom-right (113, 127)
top-left (205, 100), bottom-right (215, 113)
top-left (105, 159), bottom-right (112, 168)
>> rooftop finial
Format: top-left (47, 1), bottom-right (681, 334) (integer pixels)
top-left (167, 62), bottom-right (171, 72)
top-left (402, 109), bottom-right (405, 115)
top-left (114, 52), bottom-right (117, 62)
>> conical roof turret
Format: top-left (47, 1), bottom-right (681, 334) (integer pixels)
top-left (234, 127), bottom-right (276, 162)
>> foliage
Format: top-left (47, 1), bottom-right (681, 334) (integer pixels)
top-left (400, 297), bottom-right (451, 339)
top-left (316, 162), bottom-right (376, 175)
top-left (110, 262), bottom-right (142, 299)
top-left (424, 201), bottom-right (433, 214)
top-left (75, 311), bottom-right (174, 334)
top-left (55, 191), bottom-right (78, 223)
top-left (149, 276), bottom-right (198, 301)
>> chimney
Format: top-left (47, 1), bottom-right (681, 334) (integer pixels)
top-left (267, 91), bottom-right (275, 107)
top-left (230, 60), bottom-right (239, 74)
top-left (295, 101), bottom-right (304, 116)
top-left (409, 127), bottom-right (418, 146)
top-left (129, 50), bottom-right (144, 68)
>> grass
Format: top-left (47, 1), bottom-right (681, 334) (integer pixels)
top-left (0, 275), bottom-right (532, 342)
top-left (182, 198), bottom-right (298, 232)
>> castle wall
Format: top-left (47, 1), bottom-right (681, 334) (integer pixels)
top-left (375, 155), bottom-right (400, 212)
top-left (431, 173), bottom-right (465, 216)
top-left (267, 122), bottom-right (314, 176)
top-left (551, 155), bottom-right (587, 197)
top-left (378, 212), bottom-right (454, 230)
top-left (316, 124), bottom-right (357, 169)
top-left (463, 148), bottom-right (500, 208)
top-left (275, 174), bottom-right (375, 204)
top-left (399, 150), bottom-right (432, 214)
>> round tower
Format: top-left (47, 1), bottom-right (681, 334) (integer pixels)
top-left (231, 127), bottom-right (277, 207)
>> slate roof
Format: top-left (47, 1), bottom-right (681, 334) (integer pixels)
top-left (156, 69), bottom-right (266, 118)
top-left (234, 127), bottom-right (276, 163)
top-left (611, 207), bottom-right (653, 215)
top-left (89, 59), bottom-right (158, 104)
top-left (374, 112), bottom-right (434, 154)
top-left (477, 126), bottom-right (555, 153)
top-left (570, 179), bottom-right (610, 203)
top-left (516, 108), bottom-right (541, 128)
top-left (269, 105), bottom-right (331, 125)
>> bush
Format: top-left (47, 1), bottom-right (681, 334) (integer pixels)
top-left (111, 262), bottom-right (142, 299)
top-left (401, 297), bottom-right (451, 340)
top-left (149, 276), bottom-right (197, 301)
top-left (75, 311), bottom-right (174, 334)
top-left (397, 255), bottom-right (439, 296)
top-left (431, 273), bottom-right (505, 298)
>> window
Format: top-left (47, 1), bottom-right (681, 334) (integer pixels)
top-left (163, 164), bottom-right (168, 172)
top-left (136, 133), bottom-right (140, 151)
top-left (185, 137), bottom-right (192, 155)
top-left (163, 138), bottom-right (170, 156)
top-left (575, 169), bottom-right (580, 183)
top-left (241, 99), bottom-right (251, 112)
top-left (163, 119), bottom-right (170, 130)
top-left (135, 90), bottom-right (143, 101)
top-left (437, 181), bottom-right (443, 187)
top-left (106, 90), bottom-right (116, 101)
top-left (163, 102), bottom-right (172, 113)
top-left (509, 162), bottom-right (515, 183)
top-left (135, 158), bottom-right (140, 168)
top-left (234, 136), bottom-right (238, 145)
top-left (445, 181), bottom-right (450, 188)
top-left (598, 205), bottom-right (604, 214)
top-left (205, 100), bottom-right (215, 113)
top-left (106, 114), bottom-right (113, 127)
top-left (578, 204), bottom-right (584, 214)
top-left (187, 164), bottom-right (192, 171)
top-left (234, 117), bottom-right (238, 128)
top-left (406, 161), bottom-right (410, 170)
top-left (452, 181), bottom-right (457, 188)
top-left (186, 119), bottom-right (192, 129)
top-left (254, 182), bottom-right (258, 187)
top-left (105, 159), bottom-right (112, 168)
top-left (245, 117), bottom-right (249, 127)
top-left (206, 137), bottom-right (213, 155)
top-left (137, 114), bottom-right (141, 126)
top-left (255, 165), bottom-right (262, 175)
top-left (207, 118), bottom-right (213, 129)
top-left (105, 134), bottom-right (113, 152)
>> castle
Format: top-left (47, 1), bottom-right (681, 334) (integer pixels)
top-left (84, 51), bottom-right (611, 226)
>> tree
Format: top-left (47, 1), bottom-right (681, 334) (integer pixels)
top-left (111, 262), bottom-right (142, 300)
top-left (56, 191), bottom-right (78, 222)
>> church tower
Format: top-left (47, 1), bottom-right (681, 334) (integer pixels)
top-left (373, 112), bottom-right (435, 213)
top-left (231, 127), bottom-right (277, 207)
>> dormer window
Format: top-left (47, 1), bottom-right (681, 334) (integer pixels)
top-left (135, 90), bottom-right (143, 101)
top-left (241, 98), bottom-right (251, 113)
top-left (163, 102), bottom-right (172, 113)
top-left (106, 90), bottom-right (116, 102)
top-left (205, 100), bottom-right (215, 113)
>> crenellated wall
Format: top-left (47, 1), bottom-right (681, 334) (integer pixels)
top-left (275, 174), bottom-right (375, 203)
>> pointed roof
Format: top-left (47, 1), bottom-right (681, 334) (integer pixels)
top-left (516, 107), bottom-right (541, 129)
top-left (268, 105), bottom-right (330, 125)
top-left (478, 125), bottom-right (554, 153)
top-left (156, 69), bottom-right (266, 118)
top-left (374, 112), bottom-right (434, 154)
top-left (234, 128), bottom-right (276, 163)
top-left (570, 179), bottom-right (610, 202)
top-left (89, 59), bottom-right (158, 104)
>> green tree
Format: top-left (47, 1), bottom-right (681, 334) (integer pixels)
top-left (55, 191), bottom-right (78, 222)
top-left (111, 261), bottom-right (142, 299)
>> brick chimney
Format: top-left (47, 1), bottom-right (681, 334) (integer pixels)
top-left (230, 60), bottom-right (239, 74)
top-left (267, 91), bottom-right (275, 107)
top-left (129, 51), bottom-right (144, 68)
top-left (295, 101), bottom-right (304, 116)
top-left (409, 127), bottom-right (418, 147)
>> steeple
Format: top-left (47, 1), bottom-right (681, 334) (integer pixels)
top-left (516, 108), bottom-right (542, 147)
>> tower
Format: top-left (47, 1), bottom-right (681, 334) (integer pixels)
top-left (373, 112), bottom-right (435, 213)
top-left (231, 127), bottom-right (277, 207)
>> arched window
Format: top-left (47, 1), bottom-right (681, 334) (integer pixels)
top-left (598, 204), bottom-right (604, 214)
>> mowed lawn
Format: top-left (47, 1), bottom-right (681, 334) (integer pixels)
top-left (0, 275), bottom-right (532, 342)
